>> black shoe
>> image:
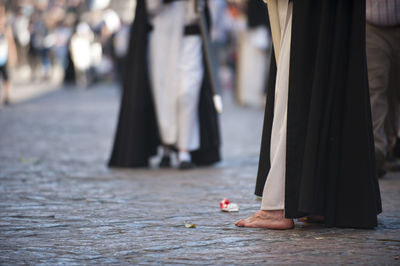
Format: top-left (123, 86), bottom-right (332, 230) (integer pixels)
top-left (179, 161), bottom-right (195, 170)
top-left (3, 98), bottom-right (10, 105)
top-left (159, 156), bottom-right (171, 168)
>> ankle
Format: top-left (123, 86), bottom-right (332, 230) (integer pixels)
top-left (259, 210), bottom-right (286, 219)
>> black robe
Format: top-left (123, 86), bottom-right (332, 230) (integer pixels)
top-left (247, 0), bottom-right (270, 29)
top-left (255, 0), bottom-right (382, 229)
top-left (109, 0), bottom-right (221, 168)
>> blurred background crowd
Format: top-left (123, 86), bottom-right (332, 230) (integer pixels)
top-left (0, 0), bottom-right (272, 107)
top-left (1, 0), bottom-right (135, 88)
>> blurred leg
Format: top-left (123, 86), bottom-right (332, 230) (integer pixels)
top-left (177, 35), bottom-right (203, 152)
top-left (2, 81), bottom-right (10, 104)
top-left (366, 23), bottom-right (392, 172)
top-left (0, 65), bottom-right (11, 104)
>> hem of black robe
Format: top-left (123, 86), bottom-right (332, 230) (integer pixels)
top-left (191, 146), bottom-right (221, 166)
top-left (284, 211), bottom-right (380, 229)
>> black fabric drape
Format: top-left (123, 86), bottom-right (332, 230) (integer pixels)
top-left (255, 0), bottom-right (382, 229)
top-left (109, 0), bottom-right (159, 167)
top-left (255, 49), bottom-right (276, 197)
top-left (109, 0), bottom-right (221, 168)
top-left (247, 0), bottom-right (270, 29)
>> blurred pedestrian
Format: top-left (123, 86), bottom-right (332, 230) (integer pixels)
top-left (366, 0), bottom-right (400, 177)
top-left (236, 0), bottom-right (271, 107)
top-left (29, 12), bottom-right (46, 81)
top-left (208, 0), bottom-right (237, 92)
top-left (63, 14), bottom-right (78, 85)
top-left (113, 21), bottom-right (130, 83)
top-left (69, 22), bottom-right (94, 87)
top-left (54, 20), bottom-right (73, 70)
top-left (109, 0), bottom-right (221, 169)
top-left (96, 9), bottom-right (121, 82)
top-left (236, 0), bottom-right (381, 229)
top-left (0, 4), bottom-right (17, 105)
top-left (13, 7), bottom-right (31, 67)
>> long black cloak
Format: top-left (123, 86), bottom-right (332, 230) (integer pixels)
top-left (255, 0), bottom-right (382, 228)
top-left (109, 0), bottom-right (221, 168)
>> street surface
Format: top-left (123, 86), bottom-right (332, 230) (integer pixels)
top-left (0, 84), bottom-right (399, 264)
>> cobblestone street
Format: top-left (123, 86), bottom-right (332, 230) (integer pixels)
top-left (0, 85), bottom-right (399, 265)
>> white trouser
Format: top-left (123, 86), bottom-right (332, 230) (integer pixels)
top-left (261, 0), bottom-right (293, 210)
top-left (176, 35), bottom-right (203, 151)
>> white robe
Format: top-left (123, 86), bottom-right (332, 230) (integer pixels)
top-left (147, 0), bottom-right (203, 151)
top-left (261, 0), bottom-right (293, 210)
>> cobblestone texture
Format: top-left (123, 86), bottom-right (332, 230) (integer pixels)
top-left (0, 85), bottom-right (399, 265)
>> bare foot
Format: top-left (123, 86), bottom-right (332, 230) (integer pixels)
top-left (235, 210), bottom-right (294, 230)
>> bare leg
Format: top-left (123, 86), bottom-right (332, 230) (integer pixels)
top-left (235, 210), bottom-right (294, 229)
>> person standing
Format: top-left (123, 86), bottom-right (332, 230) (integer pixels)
top-left (0, 4), bottom-right (17, 106)
top-left (109, 0), bottom-right (221, 169)
top-left (366, 0), bottom-right (400, 177)
top-left (69, 22), bottom-right (94, 88)
top-left (236, 0), bottom-right (382, 229)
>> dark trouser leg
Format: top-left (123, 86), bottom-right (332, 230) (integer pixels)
top-left (366, 23), bottom-right (392, 174)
